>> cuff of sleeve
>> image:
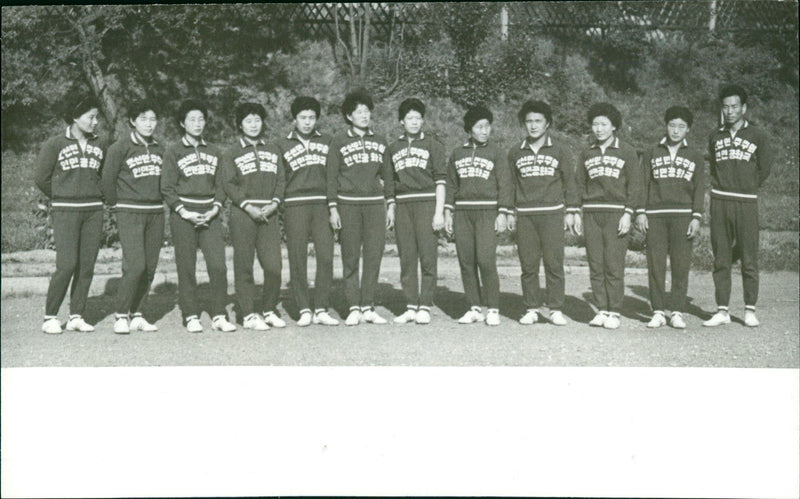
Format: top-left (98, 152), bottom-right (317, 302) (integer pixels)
top-left (635, 208), bottom-right (646, 215)
top-left (386, 198), bottom-right (395, 206)
top-left (213, 201), bottom-right (223, 209)
top-left (499, 207), bottom-right (513, 215)
top-left (328, 201), bottom-right (338, 208)
top-left (239, 201), bottom-right (250, 209)
top-left (175, 204), bottom-right (185, 213)
top-left (624, 207), bottom-right (634, 215)
top-left (444, 204), bottom-right (454, 212)
top-left (435, 180), bottom-right (447, 185)
top-left (272, 197), bottom-right (281, 205)
top-left (566, 207), bottom-right (580, 214)
top-left (692, 212), bottom-right (703, 220)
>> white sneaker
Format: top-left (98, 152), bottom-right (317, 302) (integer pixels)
top-left (744, 310), bottom-right (760, 327)
top-left (670, 312), bottom-right (687, 329)
top-left (42, 317), bottom-right (62, 334)
top-left (519, 309), bottom-right (539, 325)
top-left (212, 315), bottom-right (237, 332)
top-left (603, 313), bottom-right (621, 330)
top-left (394, 309), bottom-right (417, 324)
top-left (65, 315), bottom-right (94, 332)
top-left (550, 310), bottom-right (567, 326)
top-left (243, 313), bottom-right (269, 331)
top-left (458, 309), bottom-right (484, 324)
top-left (313, 311), bottom-right (340, 326)
top-left (114, 316), bottom-right (130, 334)
top-left (297, 311), bottom-right (313, 327)
top-left (589, 311), bottom-right (608, 327)
top-left (263, 311), bottom-right (286, 328)
top-left (345, 309), bottom-right (361, 326)
top-left (703, 310), bottom-right (731, 327)
top-left (186, 317), bottom-right (203, 333)
top-left (647, 312), bottom-right (667, 328)
top-left (415, 309), bottom-right (431, 324)
top-left (485, 309), bottom-right (500, 326)
top-left (130, 315), bottom-right (158, 332)
top-left (362, 309), bottom-right (388, 325)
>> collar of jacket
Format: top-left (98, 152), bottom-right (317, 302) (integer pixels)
top-left (239, 137), bottom-right (267, 148)
top-left (462, 137), bottom-right (488, 148)
top-left (399, 131), bottom-right (425, 141)
top-left (286, 129), bottom-right (322, 140)
top-left (130, 131), bottom-right (158, 146)
top-left (718, 120), bottom-right (750, 132)
top-left (347, 127), bottom-right (374, 138)
top-left (658, 137), bottom-right (689, 149)
top-left (590, 136), bottom-right (620, 150)
top-left (65, 126), bottom-right (98, 141)
top-left (182, 136), bottom-right (208, 147)
top-left (521, 133), bottom-right (553, 150)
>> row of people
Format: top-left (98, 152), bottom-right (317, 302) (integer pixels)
top-left (34, 84), bottom-right (771, 334)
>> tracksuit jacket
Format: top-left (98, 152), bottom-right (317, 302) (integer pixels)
top-left (570, 136), bottom-right (643, 215)
top-left (445, 138), bottom-right (513, 214)
top-left (707, 120), bottom-right (773, 202)
top-left (35, 127), bottom-right (106, 210)
top-left (639, 137), bottom-right (705, 219)
top-left (508, 133), bottom-right (575, 214)
top-left (385, 131), bottom-right (448, 203)
top-left (327, 128), bottom-right (393, 208)
top-left (101, 132), bottom-right (164, 212)
top-left (278, 130), bottom-right (331, 207)
top-left (161, 136), bottom-right (226, 213)
top-left (221, 137), bottom-right (286, 209)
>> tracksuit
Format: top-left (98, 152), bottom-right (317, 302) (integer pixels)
top-left (385, 132), bottom-right (447, 314)
top-left (222, 137), bottom-right (286, 319)
top-left (445, 138), bottom-right (513, 312)
top-left (161, 136), bottom-right (228, 324)
top-left (35, 127), bottom-right (107, 320)
top-left (707, 120), bottom-right (773, 311)
top-left (277, 130), bottom-right (335, 317)
top-left (639, 138), bottom-right (705, 314)
top-left (508, 133), bottom-right (574, 312)
top-left (571, 136), bottom-right (643, 314)
top-left (102, 131), bottom-right (165, 321)
top-left (327, 128), bottom-right (392, 314)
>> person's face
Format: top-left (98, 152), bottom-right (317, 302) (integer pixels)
top-left (240, 113), bottom-right (263, 139)
top-left (181, 110), bottom-right (206, 137)
top-left (401, 110), bottom-right (424, 136)
top-left (524, 112), bottom-right (549, 140)
top-left (591, 116), bottom-right (615, 142)
top-left (131, 110), bottom-right (157, 138)
top-left (347, 104), bottom-right (371, 129)
top-left (721, 95), bottom-right (746, 125)
top-left (74, 108), bottom-right (100, 135)
top-left (470, 119), bottom-right (492, 143)
top-left (295, 110), bottom-right (318, 135)
top-left (666, 118), bottom-right (690, 144)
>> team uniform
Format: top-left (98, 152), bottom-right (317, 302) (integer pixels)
top-left (385, 132), bottom-right (447, 316)
top-left (571, 136), bottom-right (643, 317)
top-left (508, 133), bottom-right (574, 315)
top-left (445, 139), bottom-right (513, 314)
top-left (707, 120), bottom-right (773, 313)
top-left (327, 128), bottom-right (392, 315)
top-left (278, 130), bottom-right (335, 318)
top-left (35, 127), bottom-right (107, 325)
top-left (161, 136), bottom-right (228, 325)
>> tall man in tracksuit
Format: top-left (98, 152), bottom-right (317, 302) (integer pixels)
top-left (506, 100), bottom-right (576, 326)
top-left (703, 84), bottom-right (774, 328)
top-left (327, 90), bottom-right (393, 326)
top-left (278, 97), bottom-right (339, 327)
top-left (635, 106), bottom-right (705, 329)
top-left (385, 98), bottom-right (447, 325)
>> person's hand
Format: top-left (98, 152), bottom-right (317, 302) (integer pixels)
top-left (444, 209), bottom-right (454, 236)
top-left (260, 202), bottom-right (278, 221)
top-left (179, 208), bottom-right (205, 226)
top-left (617, 212), bottom-right (632, 236)
top-left (636, 214), bottom-right (648, 235)
top-left (245, 205), bottom-right (263, 220)
top-left (432, 211), bottom-right (445, 232)
top-left (329, 207), bottom-right (342, 230)
top-left (687, 218), bottom-right (701, 239)
top-left (573, 213), bottom-right (583, 236)
top-left (506, 214), bottom-right (516, 232)
top-left (386, 204), bottom-right (395, 230)
top-left (495, 213), bottom-right (507, 233)
top-left (564, 213), bottom-right (576, 234)
top-left (202, 205), bottom-right (220, 221)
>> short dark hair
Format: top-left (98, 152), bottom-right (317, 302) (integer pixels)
top-left (463, 105), bottom-right (493, 133)
top-left (176, 99), bottom-right (207, 125)
top-left (234, 102), bottom-right (267, 131)
top-left (291, 96), bottom-right (321, 119)
top-left (341, 89), bottom-right (373, 124)
top-left (398, 98), bottom-right (426, 120)
top-left (518, 100), bottom-right (552, 125)
top-left (664, 106), bottom-right (693, 127)
top-left (587, 103), bottom-right (622, 129)
top-left (719, 84), bottom-right (748, 105)
top-left (62, 92), bottom-right (101, 124)
top-left (127, 100), bottom-right (157, 126)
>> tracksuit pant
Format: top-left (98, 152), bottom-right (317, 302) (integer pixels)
top-left (583, 211), bottom-right (628, 313)
top-left (284, 203), bottom-right (334, 315)
top-left (338, 202), bottom-right (385, 312)
top-left (45, 209), bottom-right (104, 317)
top-left (115, 211), bottom-right (165, 317)
top-left (710, 198), bottom-right (759, 309)
top-left (516, 213), bottom-right (565, 311)
top-left (645, 215), bottom-right (692, 313)
top-left (395, 200), bottom-right (438, 312)
top-left (170, 212), bottom-right (228, 322)
top-left (230, 207), bottom-right (282, 317)
top-left (454, 209), bottom-right (499, 310)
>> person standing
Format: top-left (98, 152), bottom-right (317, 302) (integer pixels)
top-left (102, 100), bottom-right (165, 334)
top-left (36, 92), bottom-right (107, 334)
top-left (636, 106), bottom-right (705, 329)
top-left (703, 84), bottom-right (773, 327)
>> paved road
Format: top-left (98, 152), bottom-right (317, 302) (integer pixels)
top-left (1, 257), bottom-right (797, 367)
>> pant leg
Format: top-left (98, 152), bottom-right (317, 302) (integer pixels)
top-left (256, 217), bottom-right (282, 313)
top-left (230, 207), bottom-right (257, 316)
top-left (69, 209), bottom-right (103, 316)
top-left (285, 204), bottom-right (312, 314)
top-left (475, 209), bottom-right (500, 309)
top-left (311, 203), bottom-right (334, 311)
top-left (198, 217), bottom-right (229, 318)
top-left (115, 211), bottom-right (147, 314)
top-left (516, 215), bottom-right (543, 310)
top-left (583, 211), bottom-right (608, 311)
top-left (170, 211), bottom-right (200, 321)
top-left (710, 199), bottom-right (733, 308)
top-left (131, 211), bottom-right (165, 316)
top-left (415, 201), bottom-right (439, 308)
top-left (735, 201), bottom-right (759, 307)
top-left (602, 212), bottom-right (628, 314)
top-left (360, 203), bottom-right (386, 308)
top-left (668, 216), bottom-right (693, 313)
top-left (395, 202), bottom-right (419, 307)
top-left (454, 210), bottom-right (480, 308)
top-left (338, 203), bottom-right (362, 310)
top-left (46, 210), bottom-right (82, 316)
top-left (646, 216), bottom-right (669, 313)
top-left (540, 212), bottom-right (566, 310)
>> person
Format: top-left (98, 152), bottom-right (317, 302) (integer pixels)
top-left (35, 91), bottom-right (107, 334)
top-left (222, 102), bottom-right (286, 331)
top-left (703, 84), bottom-right (774, 327)
top-left (277, 96), bottom-right (339, 327)
top-left (444, 104), bottom-right (513, 326)
top-left (384, 98), bottom-right (447, 325)
top-left (570, 103), bottom-right (643, 329)
top-left (101, 100), bottom-right (165, 334)
top-left (161, 99), bottom-right (236, 333)
top-left (636, 106), bottom-right (705, 329)
top-left (327, 89), bottom-right (393, 326)
top-left (507, 100), bottom-right (576, 326)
